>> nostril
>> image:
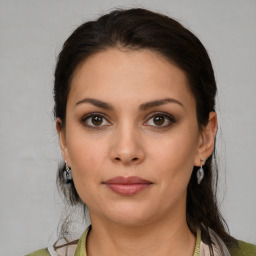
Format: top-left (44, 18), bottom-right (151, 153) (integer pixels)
top-left (114, 157), bottom-right (139, 162)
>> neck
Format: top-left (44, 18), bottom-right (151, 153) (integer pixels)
top-left (87, 215), bottom-right (196, 256)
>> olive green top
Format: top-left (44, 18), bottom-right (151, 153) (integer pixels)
top-left (26, 227), bottom-right (256, 256)
top-left (229, 241), bottom-right (256, 256)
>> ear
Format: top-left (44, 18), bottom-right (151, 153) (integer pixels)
top-left (194, 112), bottom-right (218, 166)
top-left (56, 118), bottom-right (70, 164)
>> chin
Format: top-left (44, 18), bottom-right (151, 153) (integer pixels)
top-left (103, 202), bottom-right (157, 227)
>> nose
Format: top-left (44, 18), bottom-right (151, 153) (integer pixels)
top-left (110, 124), bottom-right (145, 166)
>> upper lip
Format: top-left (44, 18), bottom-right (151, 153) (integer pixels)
top-left (103, 176), bottom-right (152, 184)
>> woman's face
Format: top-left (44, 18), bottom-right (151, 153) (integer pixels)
top-left (58, 49), bottom-right (213, 227)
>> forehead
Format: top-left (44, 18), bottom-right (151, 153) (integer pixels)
top-left (68, 48), bottom-right (195, 109)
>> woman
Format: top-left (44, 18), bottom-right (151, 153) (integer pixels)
top-left (28, 8), bottom-right (256, 256)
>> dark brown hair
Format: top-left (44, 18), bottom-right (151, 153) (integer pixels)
top-left (54, 8), bottom-right (237, 252)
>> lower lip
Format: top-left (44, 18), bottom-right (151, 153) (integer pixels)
top-left (105, 183), bottom-right (152, 196)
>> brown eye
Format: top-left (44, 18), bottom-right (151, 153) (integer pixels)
top-left (83, 113), bottom-right (110, 128)
top-left (91, 115), bottom-right (103, 126)
top-left (145, 113), bottom-right (176, 128)
top-left (153, 116), bottom-right (165, 126)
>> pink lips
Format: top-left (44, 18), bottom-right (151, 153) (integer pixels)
top-left (103, 176), bottom-right (152, 196)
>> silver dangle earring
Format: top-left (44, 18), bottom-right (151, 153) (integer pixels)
top-left (64, 161), bottom-right (72, 184)
top-left (197, 165), bottom-right (204, 185)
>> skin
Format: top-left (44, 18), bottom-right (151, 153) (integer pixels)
top-left (57, 49), bottom-right (217, 256)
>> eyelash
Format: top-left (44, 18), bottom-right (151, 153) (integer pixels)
top-left (81, 112), bottom-right (111, 129)
top-left (144, 112), bottom-right (176, 129)
top-left (81, 112), bottom-right (176, 129)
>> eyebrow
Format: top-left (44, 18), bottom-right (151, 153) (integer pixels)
top-left (75, 98), bottom-right (114, 110)
top-left (139, 98), bottom-right (184, 110)
top-left (75, 97), bottom-right (184, 110)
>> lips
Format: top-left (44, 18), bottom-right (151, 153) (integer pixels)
top-left (103, 176), bottom-right (153, 196)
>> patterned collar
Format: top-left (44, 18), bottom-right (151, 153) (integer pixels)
top-left (73, 226), bottom-right (201, 256)
top-left (48, 225), bottom-right (230, 256)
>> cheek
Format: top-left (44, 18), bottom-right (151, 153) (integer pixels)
top-left (67, 137), bottom-right (107, 205)
top-left (66, 130), bottom-right (108, 182)
top-left (148, 127), bottom-right (199, 182)
top-left (152, 132), bottom-right (198, 162)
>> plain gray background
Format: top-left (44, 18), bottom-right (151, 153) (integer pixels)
top-left (0, 0), bottom-right (255, 255)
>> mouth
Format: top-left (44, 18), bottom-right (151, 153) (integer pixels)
top-left (103, 176), bottom-right (153, 196)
